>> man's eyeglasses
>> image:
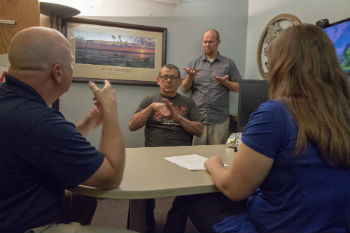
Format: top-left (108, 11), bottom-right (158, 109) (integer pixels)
top-left (159, 75), bottom-right (180, 81)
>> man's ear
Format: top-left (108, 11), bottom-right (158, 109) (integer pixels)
top-left (51, 63), bottom-right (62, 83)
top-left (156, 77), bottom-right (161, 86)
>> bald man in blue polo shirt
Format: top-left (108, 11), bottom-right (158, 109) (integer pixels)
top-left (0, 27), bottom-right (128, 233)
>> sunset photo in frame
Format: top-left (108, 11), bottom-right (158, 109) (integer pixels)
top-left (61, 18), bottom-right (167, 85)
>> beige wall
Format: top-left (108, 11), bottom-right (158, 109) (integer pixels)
top-left (60, 0), bottom-right (248, 148)
top-left (244, 0), bottom-right (350, 79)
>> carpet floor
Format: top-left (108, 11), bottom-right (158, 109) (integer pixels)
top-left (92, 197), bottom-right (199, 233)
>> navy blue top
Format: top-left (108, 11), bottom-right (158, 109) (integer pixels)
top-left (0, 74), bottom-right (104, 233)
top-left (214, 100), bottom-right (350, 232)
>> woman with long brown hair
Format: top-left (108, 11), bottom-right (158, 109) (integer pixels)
top-left (187, 24), bottom-right (350, 233)
top-left (267, 24), bottom-right (350, 167)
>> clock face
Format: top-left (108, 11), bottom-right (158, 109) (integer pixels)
top-left (257, 14), bottom-right (301, 79)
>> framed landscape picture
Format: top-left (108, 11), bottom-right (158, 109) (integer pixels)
top-left (61, 18), bottom-right (167, 85)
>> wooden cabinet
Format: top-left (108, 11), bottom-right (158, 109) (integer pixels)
top-left (0, 0), bottom-right (39, 54)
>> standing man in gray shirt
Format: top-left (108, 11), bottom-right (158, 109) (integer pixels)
top-left (181, 28), bottom-right (241, 145)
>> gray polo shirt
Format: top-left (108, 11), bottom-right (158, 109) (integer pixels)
top-left (187, 53), bottom-right (241, 124)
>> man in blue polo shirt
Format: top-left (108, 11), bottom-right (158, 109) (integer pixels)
top-left (0, 27), bottom-right (126, 233)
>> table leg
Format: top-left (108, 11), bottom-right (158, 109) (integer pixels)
top-left (128, 199), bottom-right (147, 233)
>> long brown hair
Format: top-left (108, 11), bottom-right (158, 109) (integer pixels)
top-left (267, 23), bottom-right (350, 168)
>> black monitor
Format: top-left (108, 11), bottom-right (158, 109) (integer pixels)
top-left (237, 79), bottom-right (269, 132)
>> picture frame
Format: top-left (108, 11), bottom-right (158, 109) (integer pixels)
top-left (61, 18), bottom-right (167, 86)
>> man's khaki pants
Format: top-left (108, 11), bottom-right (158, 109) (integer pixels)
top-left (193, 118), bottom-right (230, 145)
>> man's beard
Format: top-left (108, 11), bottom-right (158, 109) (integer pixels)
top-left (204, 48), bottom-right (214, 56)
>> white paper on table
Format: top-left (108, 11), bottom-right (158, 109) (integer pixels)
top-left (164, 154), bottom-right (208, 171)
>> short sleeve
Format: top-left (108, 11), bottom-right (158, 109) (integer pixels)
top-left (135, 96), bottom-right (152, 114)
top-left (242, 100), bottom-right (289, 159)
top-left (228, 59), bottom-right (241, 82)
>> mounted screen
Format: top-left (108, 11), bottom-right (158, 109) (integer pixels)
top-left (322, 18), bottom-right (350, 75)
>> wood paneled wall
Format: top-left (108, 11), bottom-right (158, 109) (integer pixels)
top-left (0, 0), bottom-right (39, 54)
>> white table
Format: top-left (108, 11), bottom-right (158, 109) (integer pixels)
top-left (73, 144), bottom-right (235, 232)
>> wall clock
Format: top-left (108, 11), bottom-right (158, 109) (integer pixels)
top-left (257, 13), bottom-right (301, 79)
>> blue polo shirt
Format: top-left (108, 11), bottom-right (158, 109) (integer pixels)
top-left (0, 74), bottom-right (104, 233)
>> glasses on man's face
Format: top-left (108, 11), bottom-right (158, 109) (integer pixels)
top-left (159, 75), bottom-right (180, 81)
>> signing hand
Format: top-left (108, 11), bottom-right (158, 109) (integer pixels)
top-left (212, 73), bottom-right (228, 85)
top-left (151, 102), bottom-right (171, 117)
top-left (88, 80), bottom-right (117, 110)
top-left (204, 155), bottom-right (223, 173)
top-left (163, 98), bottom-right (181, 120)
top-left (182, 67), bottom-right (196, 78)
top-left (86, 102), bottom-right (103, 128)
top-left (76, 102), bottom-right (103, 137)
